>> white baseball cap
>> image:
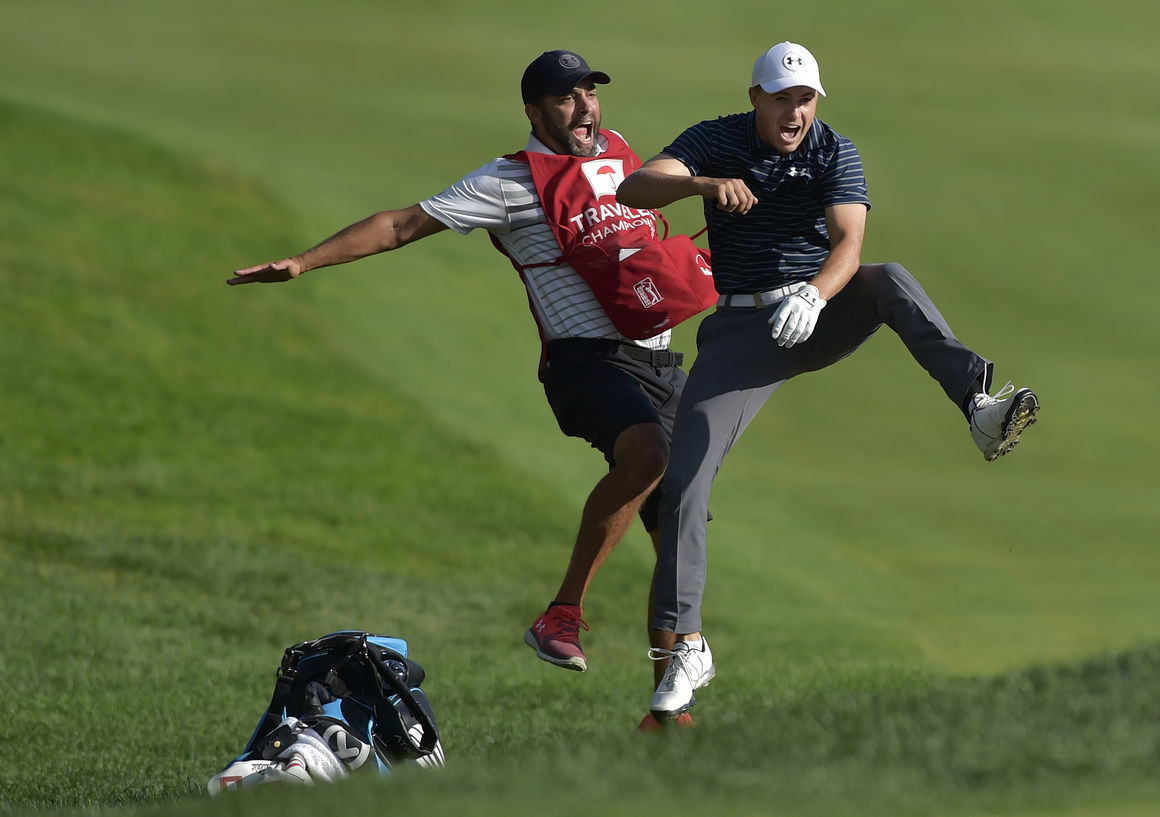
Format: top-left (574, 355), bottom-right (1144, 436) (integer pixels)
top-left (752, 42), bottom-right (826, 96)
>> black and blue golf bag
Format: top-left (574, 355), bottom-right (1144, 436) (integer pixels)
top-left (208, 631), bottom-right (444, 792)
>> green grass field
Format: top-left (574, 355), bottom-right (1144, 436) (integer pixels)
top-left (2, 1), bottom-right (1159, 815)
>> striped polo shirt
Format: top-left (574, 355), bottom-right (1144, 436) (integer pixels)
top-left (662, 112), bottom-right (870, 294)
top-left (418, 132), bottom-right (670, 349)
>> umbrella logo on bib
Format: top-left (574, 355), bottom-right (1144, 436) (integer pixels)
top-left (582, 159), bottom-right (625, 199)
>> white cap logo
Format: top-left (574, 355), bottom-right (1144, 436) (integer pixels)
top-left (782, 52), bottom-right (805, 70)
top-left (559, 53), bottom-right (581, 69)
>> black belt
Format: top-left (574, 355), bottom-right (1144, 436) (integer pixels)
top-left (620, 345), bottom-right (684, 368)
top-left (545, 338), bottom-right (684, 369)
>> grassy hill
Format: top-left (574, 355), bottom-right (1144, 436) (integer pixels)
top-left (2, 1), bottom-right (1159, 815)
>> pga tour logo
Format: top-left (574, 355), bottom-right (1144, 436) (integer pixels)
top-left (634, 277), bottom-right (663, 308)
top-left (581, 159), bottom-right (625, 198)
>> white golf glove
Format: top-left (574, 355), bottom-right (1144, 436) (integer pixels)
top-left (768, 284), bottom-right (826, 347)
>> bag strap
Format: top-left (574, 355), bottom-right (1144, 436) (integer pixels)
top-left (360, 634), bottom-right (440, 755)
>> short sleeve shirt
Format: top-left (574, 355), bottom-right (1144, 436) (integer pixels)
top-left (419, 132), bottom-right (670, 348)
top-left (662, 112), bottom-right (870, 293)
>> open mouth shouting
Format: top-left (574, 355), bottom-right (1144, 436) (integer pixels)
top-left (775, 121), bottom-right (806, 151)
top-left (568, 118), bottom-right (597, 155)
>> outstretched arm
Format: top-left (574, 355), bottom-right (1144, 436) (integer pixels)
top-left (228, 204), bottom-right (448, 285)
top-left (616, 154), bottom-right (758, 214)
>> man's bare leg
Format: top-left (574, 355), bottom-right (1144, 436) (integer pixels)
top-left (552, 422), bottom-right (669, 605)
top-left (526, 422), bottom-right (668, 671)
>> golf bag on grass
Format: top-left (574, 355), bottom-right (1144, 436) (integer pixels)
top-left (208, 631), bottom-right (445, 794)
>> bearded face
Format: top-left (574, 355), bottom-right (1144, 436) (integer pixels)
top-left (527, 80), bottom-right (602, 157)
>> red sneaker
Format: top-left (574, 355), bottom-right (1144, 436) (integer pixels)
top-left (638, 712), bottom-right (695, 732)
top-left (524, 604), bottom-right (589, 671)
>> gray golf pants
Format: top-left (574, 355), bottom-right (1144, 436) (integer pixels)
top-left (651, 262), bottom-right (993, 634)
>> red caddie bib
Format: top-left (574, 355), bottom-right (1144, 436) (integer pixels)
top-left (501, 131), bottom-right (717, 341)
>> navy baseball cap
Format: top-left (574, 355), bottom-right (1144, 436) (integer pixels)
top-left (521, 50), bottom-right (610, 104)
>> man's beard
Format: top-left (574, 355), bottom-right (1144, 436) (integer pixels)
top-left (544, 116), bottom-right (601, 157)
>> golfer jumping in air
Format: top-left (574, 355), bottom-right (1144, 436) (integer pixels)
top-left (616, 41), bottom-right (1040, 720)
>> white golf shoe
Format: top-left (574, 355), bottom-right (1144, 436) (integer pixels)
top-left (649, 638), bottom-right (716, 719)
top-left (969, 382), bottom-right (1039, 462)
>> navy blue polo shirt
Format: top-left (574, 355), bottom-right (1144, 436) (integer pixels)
top-left (662, 111), bottom-right (870, 294)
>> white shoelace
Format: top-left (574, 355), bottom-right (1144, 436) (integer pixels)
top-left (973, 380), bottom-right (1014, 414)
top-left (991, 381), bottom-right (1015, 401)
top-left (648, 644), bottom-right (701, 689)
